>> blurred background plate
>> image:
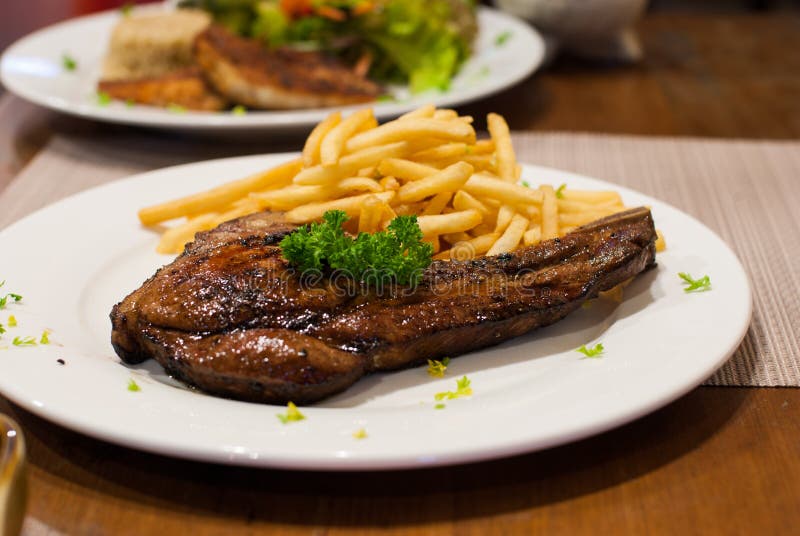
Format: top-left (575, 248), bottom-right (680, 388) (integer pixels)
top-left (0, 4), bottom-right (545, 134)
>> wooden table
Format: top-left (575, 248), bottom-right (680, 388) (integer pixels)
top-left (2, 12), bottom-right (799, 535)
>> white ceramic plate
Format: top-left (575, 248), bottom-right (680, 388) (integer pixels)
top-left (0, 155), bottom-right (751, 470)
top-left (0, 5), bottom-right (544, 133)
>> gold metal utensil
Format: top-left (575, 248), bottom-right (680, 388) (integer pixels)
top-left (0, 415), bottom-right (26, 536)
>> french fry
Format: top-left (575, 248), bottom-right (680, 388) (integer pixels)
top-left (139, 158), bottom-right (302, 226)
top-left (540, 185), bottom-right (558, 240)
top-left (432, 109), bottom-right (458, 120)
top-left (452, 190), bottom-right (492, 218)
top-left (378, 158), bottom-right (438, 181)
top-left (442, 231), bottom-right (471, 244)
top-left (358, 194), bottom-right (384, 234)
top-left (523, 226), bottom-right (541, 246)
top-left (156, 214), bottom-right (218, 254)
top-left (443, 232), bottom-right (500, 259)
top-left (411, 142), bottom-right (471, 161)
top-left (487, 214), bottom-right (529, 256)
top-left (285, 191), bottom-right (395, 223)
top-left (494, 205), bottom-right (515, 234)
top-left (558, 211), bottom-right (617, 227)
top-left (337, 177), bottom-right (384, 193)
top-left (487, 113), bottom-right (516, 182)
top-left (463, 173), bottom-right (543, 207)
top-left (397, 162), bottom-right (473, 203)
top-left (379, 176), bottom-right (400, 191)
top-left (421, 192), bottom-right (453, 216)
top-left (303, 112), bottom-right (341, 167)
top-left (655, 229), bottom-right (666, 252)
top-left (251, 184), bottom-right (335, 210)
top-left (345, 118), bottom-right (476, 153)
top-left (320, 108), bottom-right (374, 166)
top-left (423, 154), bottom-right (495, 172)
top-left (557, 198), bottom-right (623, 213)
top-left (399, 104), bottom-right (436, 120)
top-left (417, 209), bottom-right (482, 236)
top-left (294, 142), bottom-right (409, 185)
top-left (560, 189), bottom-right (623, 205)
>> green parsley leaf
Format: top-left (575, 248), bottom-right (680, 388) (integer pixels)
top-left (0, 292), bottom-right (22, 309)
top-left (277, 401), bottom-right (306, 424)
top-left (40, 331), bottom-right (50, 345)
top-left (12, 336), bottom-right (36, 347)
top-left (521, 180), bottom-right (530, 188)
top-left (120, 3), bottom-right (133, 16)
top-left (434, 375), bottom-right (473, 401)
top-left (167, 103), bottom-right (186, 114)
top-left (495, 31), bottom-right (512, 46)
top-left (376, 94), bottom-right (397, 103)
top-left (427, 357), bottom-right (450, 378)
top-left (280, 210), bottom-right (433, 287)
top-left (577, 343), bottom-right (604, 358)
top-left (232, 105), bottom-right (247, 116)
top-left (555, 184), bottom-right (566, 199)
top-left (353, 428), bottom-right (367, 439)
top-left (434, 403), bottom-right (446, 410)
top-left (0, 324), bottom-right (5, 335)
top-left (679, 272), bottom-right (711, 293)
top-left (8, 315), bottom-right (17, 327)
top-left (127, 379), bottom-right (141, 392)
top-left (62, 54), bottom-right (77, 71)
top-left (97, 91), bottom-right (112, 106)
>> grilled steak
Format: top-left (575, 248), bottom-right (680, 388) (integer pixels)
top-left (111, 208), bottom-right (657, 404)
top-left (193, 25), bottom-right (382, 110)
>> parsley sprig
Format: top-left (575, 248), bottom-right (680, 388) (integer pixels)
top-left (434, 376), bottom-right (473, 402)
top-left (128, 379), bottom-right (141, 392)
top-left (62, 54), bottom-right (77, 71)
top-left (277, 401), bottom-right (306, 424)
top-left (495, 31), bottom-right (512, 46)
top-left (577, 343), bottom-right (604, 358)
top-left (427, 357), bottom-right (450, 378)
top-left (12, 336), bottom-right (36, 347)
top-left (555, 184), bottom-right (566, 199)
top-left (280, 210), bottom-right (433, 286)
top-left (0, 281), bottom-right (22, 309)
top-left (679, 272), bottom-right (711, 293)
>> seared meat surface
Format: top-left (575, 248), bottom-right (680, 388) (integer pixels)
top-left (111, 208), bottom-right (657, 404)
top-left (193, 25), bottom-right (382, 110)
top-left (97, 67), bottom-right (228, 111)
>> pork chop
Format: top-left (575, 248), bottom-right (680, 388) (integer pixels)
top-left (111, 208), bottom-right (657, 404)
top-left (193, 25), bottom-right (382, 110)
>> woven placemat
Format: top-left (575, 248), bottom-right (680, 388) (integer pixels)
top-left (1, 133), bottom-right (797, 387)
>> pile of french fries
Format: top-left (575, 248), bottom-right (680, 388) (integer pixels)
top-left (140, 105), bottom-right (664, 260)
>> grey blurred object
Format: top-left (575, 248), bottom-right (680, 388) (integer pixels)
top-left (494, 0), bottom-right (648, 62)
top-left (0, 415), bottom-right (26, 536)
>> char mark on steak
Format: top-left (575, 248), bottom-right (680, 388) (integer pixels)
top-left (111, 207), bottom-right (657, 404)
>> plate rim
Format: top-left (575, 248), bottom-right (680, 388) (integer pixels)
top-left (0, 154), bottom-right (753, 471)
top-left (0, 5), bottom-right (545, 131)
